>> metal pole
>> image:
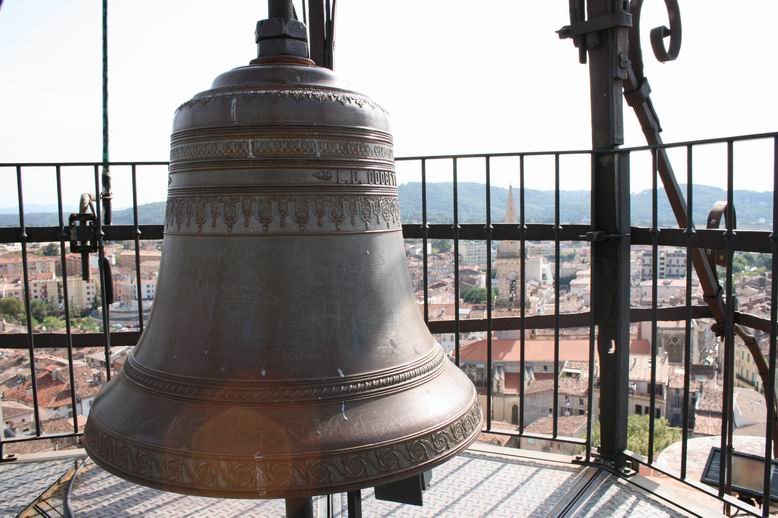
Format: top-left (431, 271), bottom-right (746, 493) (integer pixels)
top-left (285, 497), bottom-right (314, 518)
top-left (586, 0), bottom-right (631, 467)
top-left (347, 490), bottom-right (362, 518)
top-left (101, 0), bottom-right (111, 224)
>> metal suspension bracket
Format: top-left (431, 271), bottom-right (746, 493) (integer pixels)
top-left (580, 230), bottom-right (631, 243)
top-left (706, 200), bottom-right (737, 271)
top-left (68, 193), bottom-right (114, 304)
top-left (557, 6), bottom-right (632, 64)
top-left (69, 193), bottom-right (98, 281)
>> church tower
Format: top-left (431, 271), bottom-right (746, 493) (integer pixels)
top-left (496, 186), bottom-right (523, 307)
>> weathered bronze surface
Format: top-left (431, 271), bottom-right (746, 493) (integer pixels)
top-left (83, 16), bottom-right (481, 498)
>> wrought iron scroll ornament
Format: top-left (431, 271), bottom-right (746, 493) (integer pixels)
top-left (628, 0), bottom-right (682, 74)
top-left (624, 0), bottom-right (682, 134)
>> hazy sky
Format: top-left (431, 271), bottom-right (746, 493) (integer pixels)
top-left (0, 1), bottom-right (776, 210)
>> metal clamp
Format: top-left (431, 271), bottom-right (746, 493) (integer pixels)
top-left (557, 6), bottom-right (633, 63)
top-left (580, 231), bottom-right (630, 243)
top-left (557, 12), bottom-right (633, 39)
top-left (69, 194), bottom-right (98, 282)
top-left (706, 200), bottom-right (736, 270)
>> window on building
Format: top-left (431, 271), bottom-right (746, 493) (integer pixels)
top-left (635, 405), bottom-right (642, 415)
top-left (655, 408), bottom-right (661, 419)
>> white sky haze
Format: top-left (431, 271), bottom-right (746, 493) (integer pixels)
top-left (0, 1), bottom-right (776, 209)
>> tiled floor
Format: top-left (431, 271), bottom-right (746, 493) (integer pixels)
top-left (1, 448), bottom-right (704, 517)
top-left (0, 457), bottom-right (79, 517)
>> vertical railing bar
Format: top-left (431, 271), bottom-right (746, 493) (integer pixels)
top-left (15, 165), bottom-right (42, 437)
top-left (519, 155), bottom-right (527, 434)
top-left (762, 136), bottom-right (778, 516)
top-left (649, 147), bottom-right (659, 463)
top-left (725, 140), bottom-right (737, 500)
top-left (719, 140), bottom-right (736, 499)
top-left (553, 153), bottom-right (561, 438)
top-left (131, 165), bottom-right (145, 331)
top-left (586, 151), bottom-right (596, 461)
top-left (485, 156), bottom-right (493, 431)
top-left (56, 165), bottom-right (79, 434)
top-left (681, 145), bottom-right (694, 480)
top-left (453, 158), bottom-right (461, 367)
top-left (421, 159), bottom-right (430, 324)
top-left (94, 165), bottom-right (112, 381)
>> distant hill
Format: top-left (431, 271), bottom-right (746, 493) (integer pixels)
top-left (397, 183), bottom-right (773, 229)
top-left (0, 185), bottom-right (771, 229)
top-left (0, 202), bottom-right (167, 228)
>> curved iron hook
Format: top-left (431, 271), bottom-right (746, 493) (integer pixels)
top-left (650, 0), bottom-right (681, 62)
top-left (629, 0), bottom-right (682, 79)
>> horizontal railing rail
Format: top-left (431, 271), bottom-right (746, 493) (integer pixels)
top-left (0, 131), bottom-right (775, 516)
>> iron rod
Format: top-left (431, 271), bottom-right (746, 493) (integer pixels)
top-left (347, 490), bottom-right (361, 518)
top-left (553, 153), bottom-right (561, 437)
top-left (485, 156), bottom-right (493, 431)
top-left (56, 165), bottom-right (79, 434)
top-left (453, 158), bottom-right (461, 367)
top-left (724, 141), bottom-right (736, 500)
top-left (680, 145), bottom-right (693, 480)
top-left (284, 497), bottom-right (313, 518)
top-left (762, 136), bottom-right (778, 515)
top-left (421, 159), bottom-right (430, 324)
top-left (101, 0), bottom-right (111, 225)
top-left (15, 165), bottom-right (42, 437)
top-left (586, 152), bottom-right (596, 461)
top-left (132, 165), bottom-right (145, 331)
top-left (393, 130), bottom-right (778, 162)
top-left (94, 165), bottom-right (112, 381)
top-left (519, 155), bottom-right (527, 434)
top-left (719, 140), bottom-right (736, 500)
top-left (648, 147), bottom-right (659, 463)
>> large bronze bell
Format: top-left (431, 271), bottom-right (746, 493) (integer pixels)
top-left (83, 2), bottom-right (481, 500)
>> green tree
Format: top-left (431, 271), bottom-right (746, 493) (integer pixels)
top-left (30, 300), bottom-right (49, 322)
top-left (432, 240), bottom-right (451, 254)
top-left (592, 415), bottom-right (680, 457)
top-left (40, 315), bottom-right (65, 330)
top-left (462, 287), bottom-right (498, 304)
top-left (41, 243), bottom-right (59, 256)
top-left (732, 252), bottom-right (771, 276)
top-left (72, 317), bottom-right (99, 332)
top-left (0, 297), bottom-right (24, 319)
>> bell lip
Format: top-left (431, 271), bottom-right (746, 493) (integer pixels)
top-left (82, 430), bottom-right (478, 500)
top-left (82, 393), bottom-right (482, 499)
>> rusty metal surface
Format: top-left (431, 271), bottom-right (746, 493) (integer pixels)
top-left (82, 15), bottom-right (480, 499)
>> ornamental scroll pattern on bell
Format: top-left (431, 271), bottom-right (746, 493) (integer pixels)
top-left (83, 400), bottom-right (481, 496)
top-left (165, 195), bottom-right (401, 234)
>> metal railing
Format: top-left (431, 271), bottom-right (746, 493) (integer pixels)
top-left (0, 131), bottom-right (776, 515)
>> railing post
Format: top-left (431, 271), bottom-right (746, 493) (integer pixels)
top-left (585, 0), bottom-right (631, 467)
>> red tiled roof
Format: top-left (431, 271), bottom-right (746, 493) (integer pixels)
top-left (460, 339), bottom-right (591, 364)
top-left (461, 338), bottom-right (647, 365)
top-left (524, 379), bottom-right (555, 395)
top-left (693, 414), bottom-right (721, 436)
top-left (630, 339), bottom-right (650, 355)
top-left (524, 415), bottom-right (588, 436)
